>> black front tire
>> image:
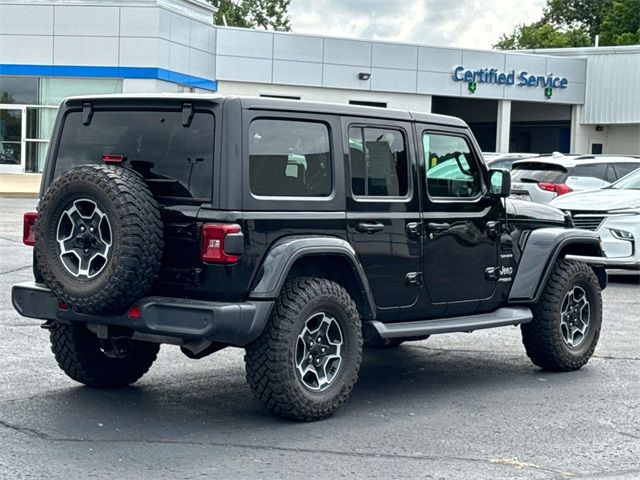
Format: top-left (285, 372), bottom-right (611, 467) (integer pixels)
top-left (245, 277), bottom-right (363, 421)
top-left (50, 322), bottom-right (160, 387)
top-left (521, 259), bottom-right (602, 372)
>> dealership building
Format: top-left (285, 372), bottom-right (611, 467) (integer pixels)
top-left (1, 0), bottom-right (639, 174)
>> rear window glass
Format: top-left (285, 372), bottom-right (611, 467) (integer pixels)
top-left (570, 163), bottom-right (607, 180)
top-left (614, 162), bottom-right (640, 179)
top-left (511, 162), bottom-right (568, 184)
top-left (54, 110), bottom-right (214, 200)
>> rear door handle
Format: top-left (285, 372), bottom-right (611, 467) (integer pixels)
top-left (427, 222), bottom-right (450, 232)
top-left (356, 222), bottom-right (385, 234)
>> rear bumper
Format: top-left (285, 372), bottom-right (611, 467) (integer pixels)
top-left (11, 281), bottom-right (274, 346)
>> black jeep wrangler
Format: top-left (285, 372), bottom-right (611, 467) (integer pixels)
top-left (13, 95), bottom-right (607, 421)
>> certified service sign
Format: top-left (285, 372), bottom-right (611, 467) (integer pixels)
top-left (453, 66), bottom-right (568, 90)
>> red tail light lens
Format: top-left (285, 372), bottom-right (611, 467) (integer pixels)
top-left (102, 154), bottom-right (124, 164)
top-left (538, 182), bottom-right (573, 196)
top-left (201, 224), bottom-right (242, 264)
top-left (128, 306), bottom-right (141, 319)
top-left (23, 212), bottom-right (37, 246)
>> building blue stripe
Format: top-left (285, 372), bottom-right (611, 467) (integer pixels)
top-left (0, 64), bottom-right (217, 92)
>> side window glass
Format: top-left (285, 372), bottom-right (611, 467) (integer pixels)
top-left (348, 126), bottom-right (408, 198)
top-left (571, 163), bottom-right (607, 180)
top-left (423, 133), bottom-right (481, 198)
top-left (613, 162), bottom-right (640, 180)
top-left (249, 119), bottom-right (332, 197)
top-left (604, 164), bottom-right (617, 183)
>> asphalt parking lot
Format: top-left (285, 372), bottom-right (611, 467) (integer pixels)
top-left (1, 197), bottom-right (638, 479)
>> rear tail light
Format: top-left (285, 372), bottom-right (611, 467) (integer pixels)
top-left (23, 212), bottom-right (37, 246)
top-left (201, 223), bottom-right (242, 264)
top-left (102, 154), bottom-right (124, 164)
top-left (538, 182), bottom-right (573, 196)
top-left (128, 306), bottom-right (141, 319)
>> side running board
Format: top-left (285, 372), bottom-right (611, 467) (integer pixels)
top-left (368, 306), bottom-right (533, 339)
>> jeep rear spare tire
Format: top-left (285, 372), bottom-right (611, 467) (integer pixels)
top-left (35, 165), bottom-right (163, 313)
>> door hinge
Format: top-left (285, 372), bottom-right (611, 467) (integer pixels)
top-left (406, 221), bottom-right (422, 238)
top-left (406, 272), bottom-right (423, 287)
top-left (485, 266), bottom-right (499, 280)
top-left (486, 221), bottom-right (501, 238)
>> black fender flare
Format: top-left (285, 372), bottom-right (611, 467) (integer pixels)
top-left (249, 236), bottom-right (376, 319)
top-left (509, 228), bottom-right (606, 303)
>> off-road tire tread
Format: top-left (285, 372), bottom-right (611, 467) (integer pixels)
top-left (245, 277), bottom-right (363, 421)
top-left (521, 259), bottom-right (602, 371)
top-left (50, 322), bottom-right (159, 387)
top-left (36, 165), bottom-right (163, 313)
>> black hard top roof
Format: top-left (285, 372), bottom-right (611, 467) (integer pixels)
top-left (62, 93), bottom-right (468, 129)
top-left (238, 96), bottom-right (468, 127)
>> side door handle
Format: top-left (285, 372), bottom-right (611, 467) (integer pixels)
top-left (427, 222), bottom-right (450, 232)
top-left (356, 222), bottom-right (385, 234)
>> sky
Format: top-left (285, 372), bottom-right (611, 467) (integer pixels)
top-left (289, 0), bottom-right (546, 50)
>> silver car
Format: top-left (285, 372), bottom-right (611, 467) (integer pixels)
top-left (510, 155), bottom-right (640, 204)
top-left (550, 168), bottom-right (640, 270)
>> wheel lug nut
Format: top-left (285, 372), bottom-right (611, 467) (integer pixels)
top-left (315, 358), bottom-right (321, 365)
top-left (89, 227), bottom-right (94, 232)
top-left (317, 337), bottom-right (322, 342)
top-left (308, 354), bottom-right (312, 360)
top-left (309, 341), bottom-right (314, 347)
top-left (80, 226), bottom-right (85, 231)
top-left (321, 347), bottom-right (326, 353)
top-left (84, 248), bottom-right (89, 253)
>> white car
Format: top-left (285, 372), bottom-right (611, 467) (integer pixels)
top-left (510, 155), bottom-right (640, 204)
top-left (550, 168), bottom-right (640, 270)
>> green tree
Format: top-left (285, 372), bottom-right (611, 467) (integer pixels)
top-left (494, 0), bottom-right (638, 49)
top-left (495, 22), bottom-right (591, 49)
top-left (600, 0), bottom-right (640, 45)
top-left (211, 0), bottom-right (291, 31)
top-left (542, 0), bottom-right (612, 40)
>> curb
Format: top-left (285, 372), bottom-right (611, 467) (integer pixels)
top-left (0, 193), bottom-right (39, 198)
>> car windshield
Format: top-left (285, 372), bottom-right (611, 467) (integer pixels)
top-left (511, 162), bottom-right (568, 183)
top-left (611, 168), bottom-right (640, 189)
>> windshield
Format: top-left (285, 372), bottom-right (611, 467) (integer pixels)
top-left (511, 162), bottom-right (568, 183)
top-left (54, 109), bottom-right (214, 201)
top-left (612, 167), bottom-right (640, 189)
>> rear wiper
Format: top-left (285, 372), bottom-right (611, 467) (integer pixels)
top-left (518, 177), bottom-right (539, 183)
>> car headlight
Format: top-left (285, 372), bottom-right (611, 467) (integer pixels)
top-left (609, 228), bottom-right (634, 240)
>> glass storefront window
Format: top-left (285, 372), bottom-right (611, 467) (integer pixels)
top-left (25, 106), bottom-right (57, 171)
top-left (26, 141), bottom-right (49, 173)
top-left (0, 109), bottom-right (23, 166)
top-left (1, 77), bottom-right (124, 172)
top-left (27, 106), bottom-right (57, 140)
top-left (0, 77), bottom-right (38, 104)
top-left (39, 78), bottom-right (123, 107)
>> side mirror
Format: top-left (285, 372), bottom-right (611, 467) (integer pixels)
top-left (488, 168), bottom-right (511, 197)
